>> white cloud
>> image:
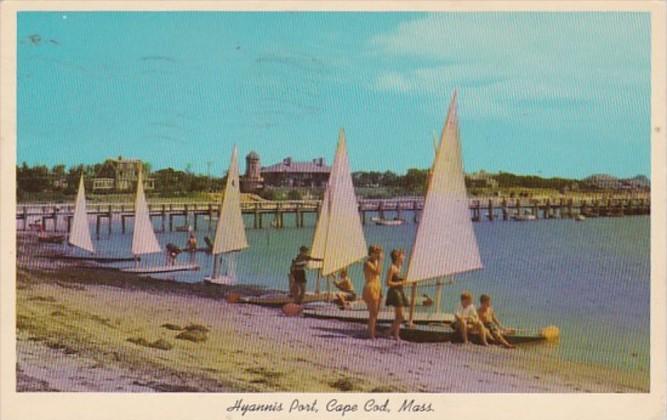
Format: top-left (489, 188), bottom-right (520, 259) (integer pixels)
top-left (368, 13), bottom-right (649, 121)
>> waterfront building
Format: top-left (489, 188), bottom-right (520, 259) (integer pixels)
top-left (92, 156), bottom-right (155, 193)
top-left (239, 151), bottom-right (264, 193)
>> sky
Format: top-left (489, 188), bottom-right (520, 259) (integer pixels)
top-left (17, 12), bottom-right (651, 179)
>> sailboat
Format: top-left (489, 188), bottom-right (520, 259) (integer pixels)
top-left (241, 129), bottom-right (368, 306)
top-left (122, 167), bottom-right (199, 274)
top-left (41, 175), bottom-right (135, 262)
top-left (305, 92), bottom-right (559, 342)
top-left (397, 91), bottom-right (558, 343)
top-left (203, 146), bottom-right (248, 285)
top-left (403, 90), bottom-right (483, 324)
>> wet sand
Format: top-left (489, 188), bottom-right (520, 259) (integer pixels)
top-left (15, 235), bottom-right (648, 393)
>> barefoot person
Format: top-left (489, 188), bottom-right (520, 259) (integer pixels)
top-left (362, 245), bottom-right (384, 339)
top-left (333, 268), bottom-right (356, 309)
top-left (454, 291), bottom-right (489, 346)
top-left (478, 294), bottom-right (515, 349)
top-left (186, 232), bottom-right (197, 264)
top-left (385, 249), bottom-right (408, 342)
top-left (290, 246), bottom-right (322, 304)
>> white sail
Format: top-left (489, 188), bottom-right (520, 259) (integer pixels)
top-left (132, 168), bottom-right (161, 256)
top-left (307, 181), bottom-right (330, 270)
top-left (68, 175), bottom-right (95, 253)
top-left (406, 91), bottom-right (482, 284)
top-left (212, 145), bottom-right (248, 255)
top-left (320, 129), bottom-right (368, 276)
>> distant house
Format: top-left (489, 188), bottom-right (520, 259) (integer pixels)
top-left (583, 174), bottom-right (622, 190)
top-left (466, 170), bottom-right (499, 189)
top-left (261, 156), bottom-right (331, 188)
top-left (621, 175), bottom-right (650, 191)
top-left (92, 156), bottom-right (155, 193)
top-left (52, 178), bottom-right (68, 190)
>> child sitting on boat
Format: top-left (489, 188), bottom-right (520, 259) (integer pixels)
top-left (453, 291), bottom-right (489, 346)
top-left (333, 268), bottom-right (356, 309)
top-left (477, 294), bottom-right (515, 349)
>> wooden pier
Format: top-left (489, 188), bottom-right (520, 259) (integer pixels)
top-left (16, 196), bottom-right (651, 235)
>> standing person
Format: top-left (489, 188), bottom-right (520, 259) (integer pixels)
top-left (362, 245), bottom-right (384, 340)
top-left (385, 249), bottom-right (409, 342)
top-left (186, 232), bottom-right (197, 264)
top-left (290, 246), bottom-right (322, 304)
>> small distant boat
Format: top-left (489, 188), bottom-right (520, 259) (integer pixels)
top-left (512, 213), bottom-right (537, 221)
top-left (175, 224), bottom-right (191, 232)
top-left (121, 169), bottom-right (199, 274)
top-left (575, 214), bottom-right (586, 222)
top-left (373, 217), bottom-right (405, 226)
top-left (203, 146), bottom-right (248, 285)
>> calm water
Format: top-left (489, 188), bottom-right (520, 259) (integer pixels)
top-left (43, 213), bottom-right (650, 374)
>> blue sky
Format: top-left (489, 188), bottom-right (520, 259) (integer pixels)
top-left (17, 12), bottom-right (650, 178)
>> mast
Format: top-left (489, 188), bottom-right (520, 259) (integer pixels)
top-left (210, 145), bottom-right (248, 279)
top-left (131, 166), bottom-right (161, 259)
top-left (68, 175), bottom-right (95, 253)
top-left (406, 91), bottom-right (483, 324)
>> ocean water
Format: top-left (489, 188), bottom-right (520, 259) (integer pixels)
top-left (42, 213), bottom-right (650, 375)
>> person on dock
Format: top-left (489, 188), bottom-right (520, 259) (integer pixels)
top-left (454, 291), bottom-right (489, 346)
top-left (186, 233), bottom-right (197, 264)
top-left (477, 294), bottom-right (515, 349)
top-left (290, 246), bottom-right (322, 304)
top-left (385, 249), bottom-right (408, 342)
top-left (362, 245), bottom-right (384, 340)
top-left (333, 268), bottom-right (356, 309)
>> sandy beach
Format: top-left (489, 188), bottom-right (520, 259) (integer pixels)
top-left (14, 236), bottom-right (647, 393)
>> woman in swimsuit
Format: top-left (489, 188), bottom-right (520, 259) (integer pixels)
top-left (362, 245), bottom-right (384, 339)
top-left (385, 249), bottom-right (409, 342)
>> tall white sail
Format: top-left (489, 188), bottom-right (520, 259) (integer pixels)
top-left (406, 91), bottom-right (482, 284)
top-left (132, 168), bottom-right (161, 256)
top-left (68, 175), bottom-right (95, 253)
top-left (321, 129), bottom-right (368, 276)
top-left (212, 146), bottom-right (248, 255)
top-left (307, 181), bottom-right (330, 270)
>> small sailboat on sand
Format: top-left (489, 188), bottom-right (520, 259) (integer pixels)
top-left (242, 129), bottom-right (366, 306)
top-left (42, 176), bottom-right (135, 262)
top-left (203, 146), bottom-right (248, 285)
top-left (305, 92), bottom-right (559, 343)
top-left (397, 91), bottom-right (557, 343)
top-left (122, 168), bottom-right (199, 274)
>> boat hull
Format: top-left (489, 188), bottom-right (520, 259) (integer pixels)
top-left (41, 254), bottom-right (138, 263)
top-left (203, 275), bottom-right (236, 285)
top-left (121, 264), bottom-right (199, 274)
top-left (302, 305), bottom-right (454, 325)
top-left (398, 324), bottom-right (552, 344)
top-left (37, 235), bottom-right (66, 244)
top-left (240, 292), bottom-right (338, 307)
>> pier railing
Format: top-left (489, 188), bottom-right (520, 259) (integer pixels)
top-left (16, 195), bottom-right (651, 234)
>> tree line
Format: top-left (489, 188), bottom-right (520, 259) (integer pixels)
top-left (16, 161), bottom-right (596, 201)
